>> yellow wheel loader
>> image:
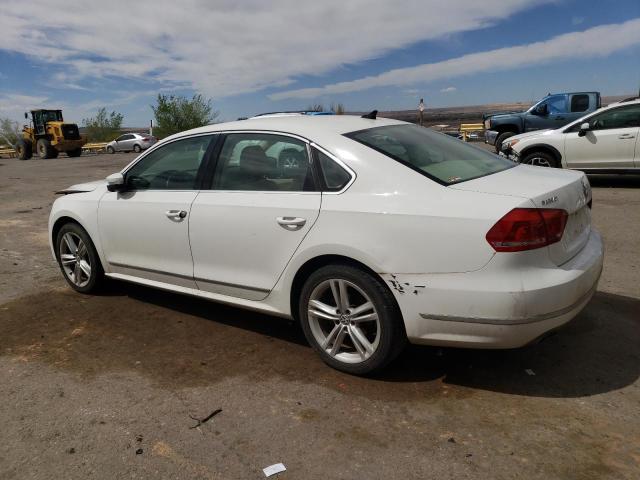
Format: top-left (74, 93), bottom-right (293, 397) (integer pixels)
top-left (16, 109), bottom-right (87, 160)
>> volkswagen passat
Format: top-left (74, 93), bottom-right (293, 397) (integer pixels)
top-left (49, 114), bottom-right (603, 374)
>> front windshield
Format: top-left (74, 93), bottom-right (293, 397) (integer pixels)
top-left (346, 124), bottom-right (515, 185)
top-left (42, 111), bottom-right (63, 122)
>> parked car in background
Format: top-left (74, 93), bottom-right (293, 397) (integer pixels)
top-left (106, 133), bottom-right (157, 154)
top-left (501, 98), bottom-right (640, 171)
top-left (484, 92), bottom-right (601, 152)
top-left (49, 114), bottom-right (602, 374)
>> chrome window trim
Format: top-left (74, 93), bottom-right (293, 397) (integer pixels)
top-left (119, 129), bottom-right (356, 195)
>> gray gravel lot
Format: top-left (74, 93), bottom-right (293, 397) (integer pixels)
top-left (0, 151), bottom-right (638, 479)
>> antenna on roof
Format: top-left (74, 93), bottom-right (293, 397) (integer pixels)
top-left (361, 110), bottom-right (378, 119)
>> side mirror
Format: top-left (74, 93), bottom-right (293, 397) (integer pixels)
top-left (578, 122), bottom-right (590, 137)
top-left (106, 172), bottom-right (125, 192)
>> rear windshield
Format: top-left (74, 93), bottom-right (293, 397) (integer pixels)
top-left (345, 124), bottom-right (514, 185)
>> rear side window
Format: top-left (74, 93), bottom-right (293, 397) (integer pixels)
top-left (212, 133), bottom-right (315, 191)
top-left (345, 124), bottom-right (514, 185)
top-left (570, 94), bottom-right (590, 112)
top-left (314, 148), bottom-right (352, 191)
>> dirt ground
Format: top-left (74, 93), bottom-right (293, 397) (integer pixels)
top-left (0, 151), bottom-right (639, 479)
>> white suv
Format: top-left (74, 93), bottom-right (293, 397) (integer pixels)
top-left (502, 98), bottom-right (640, 171)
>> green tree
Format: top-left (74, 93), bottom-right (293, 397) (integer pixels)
top-left (152, 94), bottom-right (218, 138)
top-left (0, 117), bottom-right (21, 148)
top-left (83, 108), bottom-right (124, 142)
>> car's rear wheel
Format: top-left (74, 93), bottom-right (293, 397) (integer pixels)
top-left (299, 264), bottom-right (406, 375)
top-left (133, 144), bottom-right (141, 153)
top-left (495, 131), bottom-right (516, 153)
top-left (67, 148), bottom-right (82, 157)
top-left (55, 223), bottom-right (104, 293)
top-left (522, 150), bottom-right (559, 168)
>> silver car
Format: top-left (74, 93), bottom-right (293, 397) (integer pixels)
top-left (106, 133), bottom-right (157, 154)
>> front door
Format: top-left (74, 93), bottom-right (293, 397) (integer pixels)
top-left (98, 134), bottom-right (216, 287)
top-left (189, 132), bottom-right (321, 300)
top-left (564, 104), bottom-right (640, 169)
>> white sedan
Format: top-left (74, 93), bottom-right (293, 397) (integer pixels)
top-left (49, 113), bottom-right (603, 374)
top-left (501, 98), bottom-right (640, 171)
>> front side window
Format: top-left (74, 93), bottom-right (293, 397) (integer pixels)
top-left (544, 95), bottom-right (567, 114)
top-left (346, 124), bottom-right (514, 185)
top-left (212, 133), bottom-right (315, 191)
top-left (125, 135), bottom-right (213, 190)
top-left (588, 105), bottom-right (640, 131)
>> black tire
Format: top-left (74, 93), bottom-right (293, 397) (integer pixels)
top-left (133, 144), bottom-right (142, 153)
top-left (55, 222), bottom-right (104, 294)
top-left (299, 264), bottom-right (407, 375)
top-left (106, 146), bottom-right (115, 154)
top-left (521, 150), bottom-right (559, 168)
top-left (36, 138), bottom-right (54, 159)
top-left (67, 148), bottom-right (82, 157)
top-left (495, 131), bottom-right (516, 153)
top-left (16, 139), bottom-right (32, 160)
top-left (50, 150), bottom-right (59, 159)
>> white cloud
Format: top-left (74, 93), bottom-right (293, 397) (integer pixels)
top-left (440, 86), bottom-right (457, 93)
top-left (0, 0), bottom-right (549, 99)
top-left (572, 16), bottom-right (585, 25)
top-left (0, 93), bottom-right (49, 119)
top-left (270, 18), bottom-right (640, 100)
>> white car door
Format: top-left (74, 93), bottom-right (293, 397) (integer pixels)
top-left (98, 134), bottom-right (216, 288)
top-left (564, 104), bottom-right (640, 169)
top-left (189, 132), bottom-right (321, 300)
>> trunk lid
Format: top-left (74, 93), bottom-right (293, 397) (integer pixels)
top-left (451, 164), bottom-right (592, 265)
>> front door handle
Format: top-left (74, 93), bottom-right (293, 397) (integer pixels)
top-left (166, 209), bottom-right (187, 220)
top-left (618, 134), bottom-right (635, 139)
top-left (276, 216), bottom-right (306, 230)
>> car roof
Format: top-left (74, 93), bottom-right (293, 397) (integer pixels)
top-left (165, 115), bottom-right (407, 142)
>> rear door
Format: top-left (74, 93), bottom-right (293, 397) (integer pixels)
top-left (188, 132), bottom-right (321, 300)
top-left (563, 104), bottom-right (640, 169)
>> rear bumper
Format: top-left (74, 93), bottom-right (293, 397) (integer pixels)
top-left (484, 129), bottom-right (498, 146)
top-left (384, 229), bottom-right (604, 348)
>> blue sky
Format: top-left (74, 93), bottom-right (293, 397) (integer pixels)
top-left (0, 0), bottom-right (639, 126)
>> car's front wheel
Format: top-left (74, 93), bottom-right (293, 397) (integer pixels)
top-left (521, 150), bottom-right (559, 168)
top-left (55, 223), bottom-right (104, 293)
top-left (106, 146), bottom-right (115, 154)
top-left (299, 264), bottom-right (406, 375)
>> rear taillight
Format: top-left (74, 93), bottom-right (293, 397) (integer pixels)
top-left (486, 208), bottom-right (568, 252)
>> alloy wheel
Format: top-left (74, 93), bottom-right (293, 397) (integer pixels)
top-left (59, 232), bottom-right (92, 287)
top-left (527, 156), bottom-right (552, 167)
top-left (307, 279), bottom-right (381, 364)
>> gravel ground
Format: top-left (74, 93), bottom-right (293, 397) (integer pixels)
top-left (0, 151), bottom-right (638, 479)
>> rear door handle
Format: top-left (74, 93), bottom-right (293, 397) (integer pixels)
top-left (276, 216), bottom-right (306, 230)
top-left (618, 134), bottom-right (635, 139)
top-left (165, 209), bottom-right (187, 220)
